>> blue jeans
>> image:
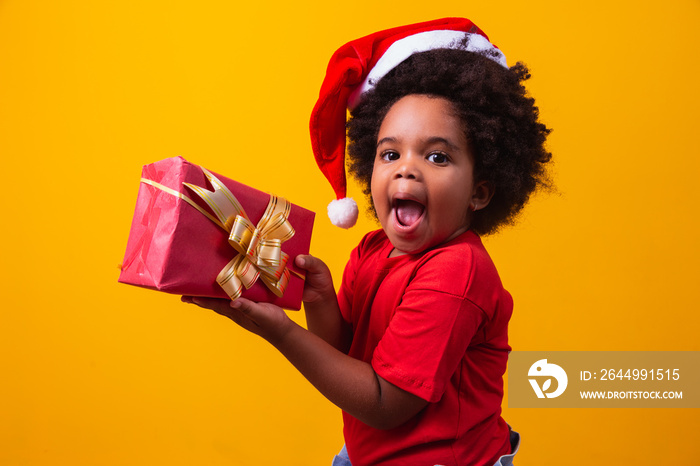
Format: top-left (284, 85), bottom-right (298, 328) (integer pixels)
top-left (332, 428), bottom-right (520, 466)
top-left (492, 428), bottom-right (520, 466)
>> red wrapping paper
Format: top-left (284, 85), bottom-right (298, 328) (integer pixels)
top-left (118, 156), bottom-right (315, 310)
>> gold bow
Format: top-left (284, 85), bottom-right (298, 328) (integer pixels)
top-left (141, 167), bottom-right (296, 300)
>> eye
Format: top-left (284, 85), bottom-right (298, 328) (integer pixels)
top-left (380, 150), bottom-right (400, 161)
top-left (427, 152), bottom-right (449, 164)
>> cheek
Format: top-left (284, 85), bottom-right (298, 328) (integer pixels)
top-left (432, 180), bottom-right (472, 222)
top-left (369, 178), bottom-right (384, 216)
top-left (369, 163), bottom-right (383, 201)
top-left (369, 169), bottom-right (392, 221)
top-left (369, 173), bottom-right (378, 203)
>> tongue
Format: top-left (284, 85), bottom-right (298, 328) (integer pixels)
top-left (396, 200), bottom-right (424, 227)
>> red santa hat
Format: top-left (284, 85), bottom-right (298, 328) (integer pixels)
top-left (309, 17), bottom-right (508, 228)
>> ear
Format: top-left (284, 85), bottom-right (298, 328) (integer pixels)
top-left (471, 180), bottom-right (494, 212)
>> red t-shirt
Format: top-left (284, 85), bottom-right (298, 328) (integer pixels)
top-left (337, 229), bottom-right (512, 466)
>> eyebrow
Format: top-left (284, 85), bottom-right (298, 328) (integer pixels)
top-left (376, 137), bottom-right (397, 148)
top-left (376, 136), bottom-right (461, 151)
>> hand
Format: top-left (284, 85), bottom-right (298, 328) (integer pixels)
top-left (295, 254), bottom-right (336, 305)
top-left (182, 296), bottom-right (294, 345)
top-left (294, 254), bottom-right (347, 350)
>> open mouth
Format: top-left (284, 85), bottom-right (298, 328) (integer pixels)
top-left (394, 199), bottom-right (425, 228)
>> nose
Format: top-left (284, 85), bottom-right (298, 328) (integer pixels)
top-left (394, 154), bottom-right (421, 180)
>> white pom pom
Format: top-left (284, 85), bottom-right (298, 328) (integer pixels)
top-left (327, 197), bottom-right (359, 229)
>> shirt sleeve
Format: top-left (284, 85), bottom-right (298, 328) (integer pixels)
top-left (371, 257), bottom-right (488, 403)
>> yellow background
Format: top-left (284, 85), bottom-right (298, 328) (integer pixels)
top-left (1, 1), bottom-right (698, 464)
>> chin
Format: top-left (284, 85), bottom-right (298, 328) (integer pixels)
top-left (388, 235), bottom-right (433, 256)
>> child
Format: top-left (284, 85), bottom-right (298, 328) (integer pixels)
top-left (183, 18), bottom-right (551, 466)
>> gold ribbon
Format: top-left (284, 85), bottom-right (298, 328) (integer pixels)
top-left (141, 167), bottom-right (299, 300)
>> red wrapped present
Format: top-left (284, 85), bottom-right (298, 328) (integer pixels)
top-left (118, 156), bottom-right (315, 310)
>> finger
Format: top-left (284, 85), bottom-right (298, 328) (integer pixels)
top-left (294, 254), bottom-right (309, 269)
top-left (231, 299), bottom-right (291, 344)
top-left (230, 297), bottom-right (255, 314)
top-left (223, 305), bottom-right (261, 332)
top-left (295, 254), bottom-right (330, 275)
top-left (230, 298), bottom-right (270, 324)
top-left (182, 295), bottom-right (233, 315)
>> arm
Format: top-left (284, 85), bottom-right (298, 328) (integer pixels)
top-left (294, 255), bottom-right (352, 353)
top-left (182, 295), bottom-right (428, 430)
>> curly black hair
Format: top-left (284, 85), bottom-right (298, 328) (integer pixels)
top-left (346, 42), bottom-right (552, 235)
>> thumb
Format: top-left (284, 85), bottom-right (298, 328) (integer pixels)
top-left (230, 297), bottom-right (256, 315)
top-left (227, 297), bottom-right (265, 333)
top-left (295, 254), bottom-right (330, 275)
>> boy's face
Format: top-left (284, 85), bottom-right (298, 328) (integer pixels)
top-left (371, 94), bottom-right (481, 256)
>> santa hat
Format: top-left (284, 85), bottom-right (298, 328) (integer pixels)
top-left (309, 17), bottom-right (508, 229)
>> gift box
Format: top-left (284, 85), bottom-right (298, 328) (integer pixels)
top-left (118, 156), bottom-right (315, 310)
